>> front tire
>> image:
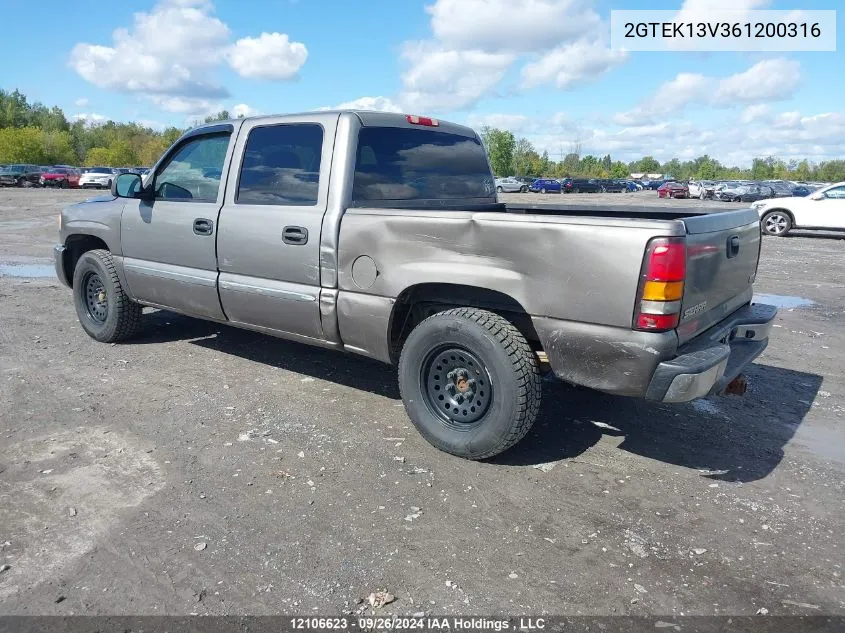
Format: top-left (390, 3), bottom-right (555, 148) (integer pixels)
top-left (540, 188), bottom-right (546, 194)
top-left (520, 186), bottom-right (527, 193)
top-left (398, 308), bottom-right (542, 460)
top-left (761, 210), bottom-right (792, 237)
top-left (496, 186), bottom-right (503, 193)
top-left (72, 249), bottom-right (142, 342)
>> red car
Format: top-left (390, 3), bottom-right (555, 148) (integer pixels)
top-left (657, 181), bottom-right (689, 199)
top-left (39, 166), bottom-right (81, 188)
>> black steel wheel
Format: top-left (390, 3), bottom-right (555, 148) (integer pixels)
top-left (82, 271), bottom-right (109, 323)
top-left (421, 346), bottom-right (493, 427)
top-left (398, 307), bottom-right (542, 460)
top-left (72, 249), bottom-right (142, 342)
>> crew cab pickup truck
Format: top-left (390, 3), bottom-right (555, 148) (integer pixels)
top-left (55, 111), bottom-right (776, 459)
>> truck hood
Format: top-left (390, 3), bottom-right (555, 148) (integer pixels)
top-left (61, 194), bottom-right (119, 224)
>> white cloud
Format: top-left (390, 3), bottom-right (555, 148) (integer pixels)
top-left (739, 104), bottom-right (771, 124)
top-left (69, 0), bottom-right (230, 99)
top-left (466, 113), bottom-right (530, 133)
top-left (226, 32), bottom-right (307, 80)
top-left (426, 0), bottom-right (600, 53)
top-left (68, 0), bottom-right (307, 113)
top-left (715, 58), bottom-right (800, 104)
top-left (331, 96), bottom-right (403, 113)
top-left (71, 113), bottom-right (108, 125)
top-left (615, 59), bottom-right (800, 124)
top-left (520, 38), bottom-right (627, 90)
top-left (398, 0), bottom-right (622, 113)
top-left (148, 96), bottom-right (222, 115)
top-left (74, 98), bottom-right (89, 107)
top-left (231, 103), bottom-right (262, 118)
top-left (399, 42), bottom-right (514, 112)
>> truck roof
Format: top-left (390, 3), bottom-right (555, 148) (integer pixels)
top-left (189, 110), bottom-right (478, 138)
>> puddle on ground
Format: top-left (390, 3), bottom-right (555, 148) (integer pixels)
top-left (0, 264), bottom-right (55, 278)
top-left (753, 293), bottom-right (815, 309)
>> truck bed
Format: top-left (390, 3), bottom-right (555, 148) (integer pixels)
top-left (504, 202), bottom-right (750, 221)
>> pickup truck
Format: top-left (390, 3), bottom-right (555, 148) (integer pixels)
top-left (54, 110), bottom-right (776, 460)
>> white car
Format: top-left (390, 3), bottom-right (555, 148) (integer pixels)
top-left (753, 181), bottom-right (845, 236)
top-left (78, 167), bottom-right (115, 189)
top-left (494, 177), bottom-right (527, 193)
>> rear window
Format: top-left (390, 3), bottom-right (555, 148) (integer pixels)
top-left (237, 123), bottom-right (323, 206)
top-left (90, 167), bottom-right (113, 174)
top-left (352, 127), bottom-right (494, 204)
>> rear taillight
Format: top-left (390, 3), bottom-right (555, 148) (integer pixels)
top-left (406, 114), bottom-right (439, 127)
top-left (634, 237), bottom-right (686, 332)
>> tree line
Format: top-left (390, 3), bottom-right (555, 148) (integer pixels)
top-left (0, 89), bottom-right (234, 167)
top-left (480, 126), bottom-right (845, 183)
top-left (2, 88), bottom-right (843, 181)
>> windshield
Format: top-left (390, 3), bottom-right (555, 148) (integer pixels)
top-left (352, 127), bottom-right (495, 205)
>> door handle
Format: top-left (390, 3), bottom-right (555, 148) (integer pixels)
top-left (283, 226), bottom-right (308, 245)
top-left (727, 235), bottom-right (740, 258)
top-left (193, 218), bottom-right (214, 236)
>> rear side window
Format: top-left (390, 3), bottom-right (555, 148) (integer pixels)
top-left (352, 127), bottom-right (494, 203)
top-left (237, 124), bottom-right (323, 206)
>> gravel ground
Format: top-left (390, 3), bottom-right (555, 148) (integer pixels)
top-left (0, 188), bottom-right (843, 616)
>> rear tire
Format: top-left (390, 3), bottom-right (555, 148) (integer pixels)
top-left (761, 210), bottom-right (792, 237)
top-left (520, 186), bottom-right (527, 193)
top-left (72, 249), bottom-right (142, 343)
top-left (540, 188), bottom-right (546, 194)
top-left (398, 308), bottom-right (542, 460)
top-left (496, 186), bottom-right (503, 193)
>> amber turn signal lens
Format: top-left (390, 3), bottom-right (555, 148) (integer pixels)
top-left (641, 280), bottom-right (684, 301)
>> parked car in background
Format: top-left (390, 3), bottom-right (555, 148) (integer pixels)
top-left (688, 180), bottom-right (715, 199)
top-left (40, 166), bottom-right (81, 188)
top-left (625, 180), bottom-right (643, 191)
top-left (599, 179), bottom-right (627, 193)
top-left (753, 181), bottom-right (845, 236)
top-left (495, 177), bottom-right (527, 193)
top-left (717, 184), bottom-right (774, 203)
top-left (0, 164), bottom-right (43, 187)
top-left (791, 185), bottom-right (812, 197)
top-left (641, 180), bottom-right (665, 190)
top-left (657, 181), bottom-right (689, 199)
top-left (78, 167), bottom-right (115, 189)
top-left (560, 177), bottom-right (601, 193)
top-left (529, 178), bottom-right (562, 193)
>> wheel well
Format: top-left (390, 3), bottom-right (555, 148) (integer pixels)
top-left (387, 283), bottom-right (539, 363)
top-left (762, 208), bottom-right (794, 221)
top-left (62, 234), bottom-right (109, 286)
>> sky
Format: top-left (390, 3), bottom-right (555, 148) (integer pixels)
top-left (1, 0), bottom-right (843, 166)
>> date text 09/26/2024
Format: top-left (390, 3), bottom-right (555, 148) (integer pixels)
top-left (290, 618), bottom-right (546, 631)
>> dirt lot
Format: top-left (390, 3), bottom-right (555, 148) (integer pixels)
top-left (0, 188), bottom-right (843, 616)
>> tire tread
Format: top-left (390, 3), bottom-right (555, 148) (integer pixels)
top-left (399, 307), bottom-right (542, 459)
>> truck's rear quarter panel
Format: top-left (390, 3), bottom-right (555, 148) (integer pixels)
top-left (336, 210), bottom-right (685, 393)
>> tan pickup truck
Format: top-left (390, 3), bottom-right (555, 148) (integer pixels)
top-left (54, 110), bottom-right (776, 459)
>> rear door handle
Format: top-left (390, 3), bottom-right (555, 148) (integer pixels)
top-left (193, 218), bottom-right (214, 236)
top-left (283, 226), bottom-right (308, 245)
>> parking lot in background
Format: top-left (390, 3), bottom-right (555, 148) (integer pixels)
top-left (0, 187), bottom-right (843, 615)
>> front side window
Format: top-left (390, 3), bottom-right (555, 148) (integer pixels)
top-left (155, 133), bottom-right (230, 202)
top-left (352, 127), bottom-right (494, 203)
top-left (823, 185), bottom-right (845, 199)
top-left (236, 124), bottom-right (323, 206)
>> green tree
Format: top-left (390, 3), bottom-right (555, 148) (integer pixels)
top-left (84, 147), bottom-right (112, 167)
top-left (751, 157), bottom-right (775, 180)
top-left (512, 137), bottom-right (534, 176)
top-left (610, 161), bottom-right (629, 178)
top-left (480, 126), bottom-right (516, 176)
top-left (631, 156), bottom-right (661, 173)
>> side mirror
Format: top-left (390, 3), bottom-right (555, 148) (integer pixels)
top-left (112, 172), bottom-right (143, 198)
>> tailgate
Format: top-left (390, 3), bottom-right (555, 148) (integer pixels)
top-left (677, 209), bottom-right (761, 345)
